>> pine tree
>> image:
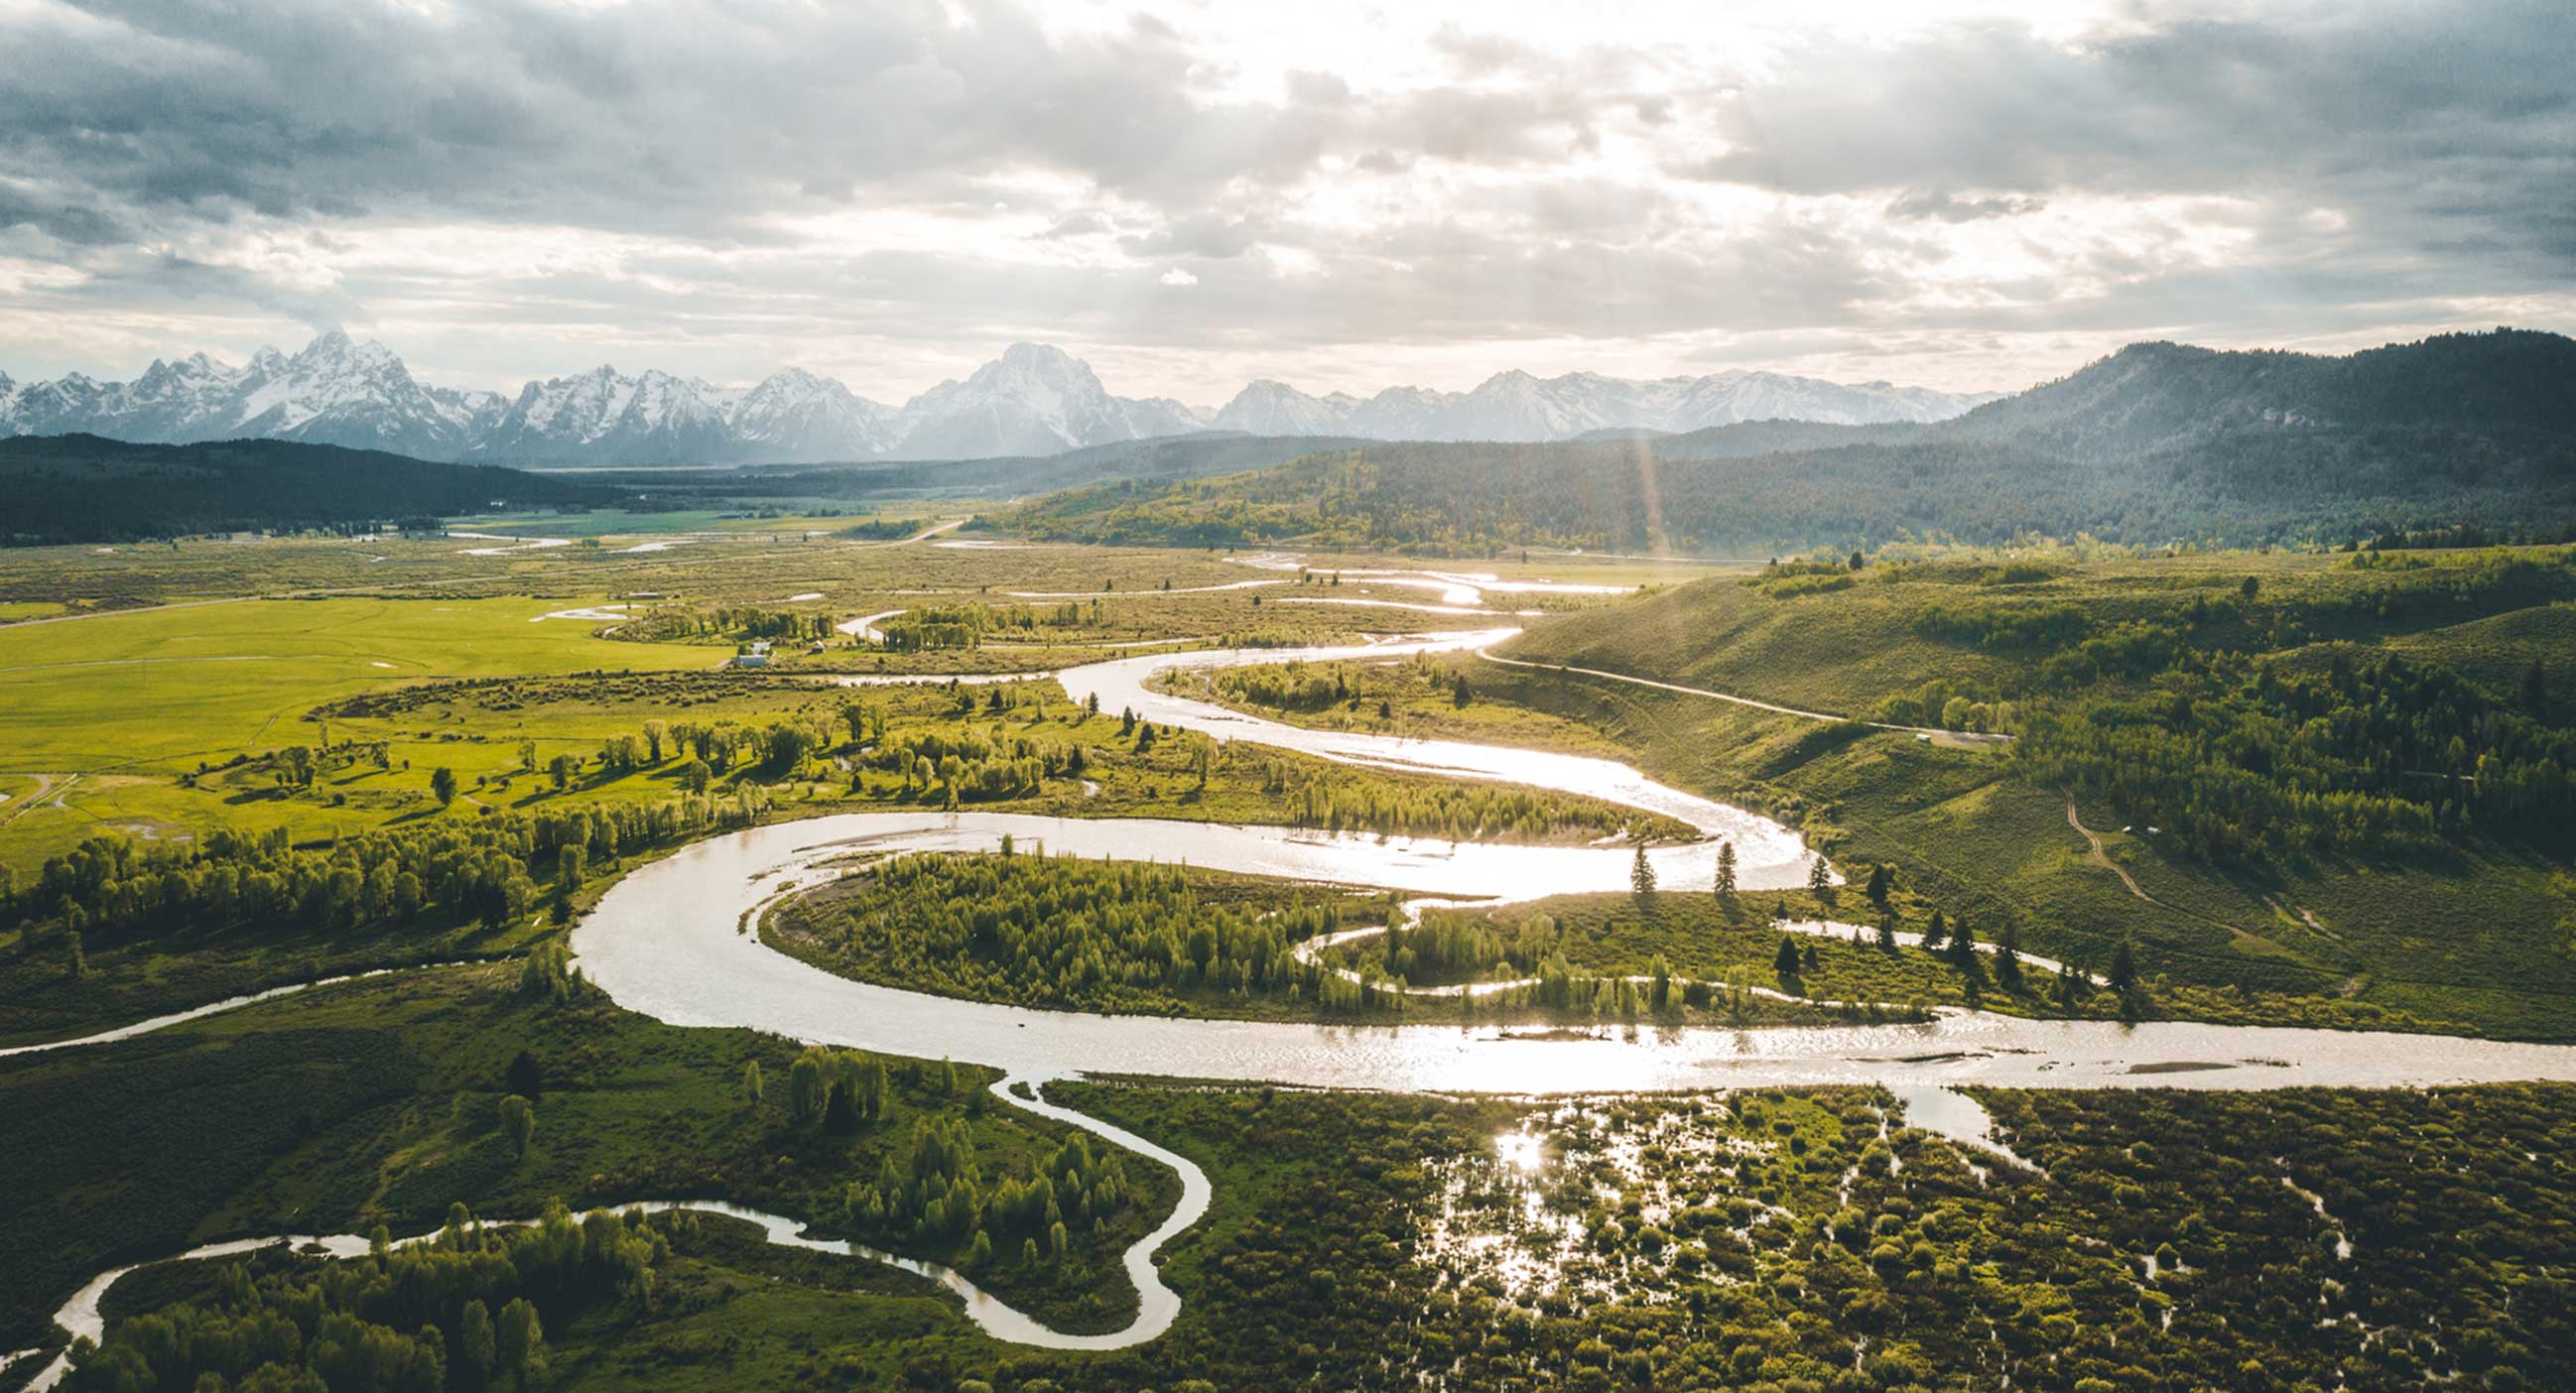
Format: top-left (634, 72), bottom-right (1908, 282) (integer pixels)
top-left (1921, 910), bottom-right (1948, 950)
top-left (1995, 921), bottom-right (2024, 992)
top-left (1714, 841), bottom-right (1738, 898)
top-left (1774, 934), bottom-right (1801, 978)
top-left (1946, 917), bottom-right (1980, 974)
top-left (1631, 846), bottom-right (1657, 900)
top-left (1806, 854), bottom-right (1833, 898)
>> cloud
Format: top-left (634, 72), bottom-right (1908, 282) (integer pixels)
top-left (1884, 190), bottom-right (2047, 223)
top-left (0, 0), bottom-right (2566, 399)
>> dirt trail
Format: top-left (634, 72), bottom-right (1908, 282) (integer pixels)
top-left (2065, 795), bottom-right (2151, 902)
top-left (0, 772), bottom-right (67, 828)
top-left (1478, 648), bottom-right (2012, 746)
top-left (2063, 793), bottom-right (2294, 956)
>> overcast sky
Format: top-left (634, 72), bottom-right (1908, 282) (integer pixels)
top-left (1, 0), bottom-right (2568, 404)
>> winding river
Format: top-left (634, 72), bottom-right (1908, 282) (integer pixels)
top-left (27, 629), bottom-right (2576, 1378)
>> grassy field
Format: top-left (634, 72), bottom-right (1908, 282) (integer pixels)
top-left (1477, 547), bottom-right (2576, 1039)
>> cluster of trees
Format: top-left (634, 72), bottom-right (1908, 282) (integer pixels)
top-left (1256, 757), bottom-right (1663, 841)
top-left (776, 852), bottom-right (1345, 1017)
top-left (1211, 662), bottom-right (1369, 712)
top-left (2019, 647), bottom-right (2576, 861)
top-left (612, 605), bottom-right (837, 645)
top-left (867, 728), bottom-right (1054, 803)
top-left (8, 787), bottom-right (776, 958)
top-left (873, 602), bottom-right (1094, 654)
top-left (64, 1199), bottom-right (669, 1393)
top-left (842, 1118), bottom-right (1133, 1269)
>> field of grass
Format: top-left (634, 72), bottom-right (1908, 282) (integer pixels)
top-left (0, 963), bottom-right (1180, 1355)
top-left (1465, 549), bottom-right (2576, 1040)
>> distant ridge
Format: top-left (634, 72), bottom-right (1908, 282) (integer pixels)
top-left (0, 334), bottom-right (1996, 466)
top-left (0, 435), bottom-right (610, 546)
top-left (1000, 328), bottom-right (2576, 554)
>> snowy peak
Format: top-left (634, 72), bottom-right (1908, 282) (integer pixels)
top-left (883, 342), bottom-right (1208, 459)
top-left (472, 362), bottom-right (738, 464)
top-left (1214, 380), bottom-right (1363, 437)
top-left (726, 368), bottom-right (898, 461)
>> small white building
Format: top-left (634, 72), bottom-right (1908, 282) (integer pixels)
top-left (735, 640), bottom-right (772, 669)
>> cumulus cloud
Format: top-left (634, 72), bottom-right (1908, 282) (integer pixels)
top-left (0, 0), bottom-right (2566, 399)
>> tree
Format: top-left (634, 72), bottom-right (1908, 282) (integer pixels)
top-left (643, 719), bottom-right (669, 763)
top-left (2109, 937), bottom-right (2138, 993)
top-left (1865, 863), bottom-right (1893, 907)
top-left (457, 1301), bottom-right (496, 1387)
top-left (495, 1298), bottom-right (544, 1390)
top-left (679, 758), bottom-right (712, 794)
top-left (2523, 658), bottom-right (2549, 711)
top-left (1630, 846), bottom-right (1657, 900)
top-left (1714, 841), bottom-right (1738, 898)
top-left (2241, 574), bottom-right (2261, 600)
top-left (498, 1094), bottom-right (535, 1158)
top-left (1452, 675), bottom-right (1474, 707)
top-left (431, 766), bottom-right (458, 807)
top-left (548, 754), bottom-right (575, 791)
top-left (1876, 909), bottom-right (1899, 952)
top-left (1774, 934), bottom-right (1801, 978)
top-left (1995, 921), bottom-right (2025, 991)
top-left (788, 1050), bottom-right (827, 1125)
top-left (505, 1050), bottom-right (542, 1101)
top-left (741, 1060), bottom-right (764, 1103)
top-left (1807, 854), bottom-right (1833, 900)
top-left (1946, 918), bottom-right (1980, 975)
top-left (1921, 910), bottom-right (1948, 950)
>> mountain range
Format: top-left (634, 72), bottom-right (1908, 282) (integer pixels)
top-left (1001, 328), bottom-right (2576, 554)
top-left (0, 333), bottom-right (1998, 466)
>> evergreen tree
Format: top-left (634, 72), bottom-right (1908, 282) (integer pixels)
top-left (1947, 918), bottom-right (1980, 974)
top-left (2110, 937), bottom-right (2138, 993)
top-left (1774, 934), bottom-right (1801, 978)
top-left (1714, 841), bottom-right (1737, 898)
top-left (1631, 846), bottom-right (1657, 900)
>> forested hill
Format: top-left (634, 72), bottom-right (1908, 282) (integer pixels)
top-left (0, 435), bottom-right (614, 545)
top-left (1000, 329), bottom-right (2576, 555)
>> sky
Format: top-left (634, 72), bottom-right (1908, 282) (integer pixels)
top-left (0, 0), bottom-right (2568, 406)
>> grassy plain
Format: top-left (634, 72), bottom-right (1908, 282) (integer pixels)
top-left (1483, 548), bottom-right (2576, 1039)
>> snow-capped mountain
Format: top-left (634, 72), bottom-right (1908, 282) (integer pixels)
top-left (1213, 367), bottom-right (2000, 443)
top-left (1213, 379), bottom-right (1366, 437)
top-left (0, 330), bottom-right (498, 458)
top-left (1, 332), bottom-right (1996, 463)
top-left (726, 367), bottom-right (900, 461)
top-left (470, 365), bottom-right (739, 465)
top-left (879, 343), bottom-right (1209, 459)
